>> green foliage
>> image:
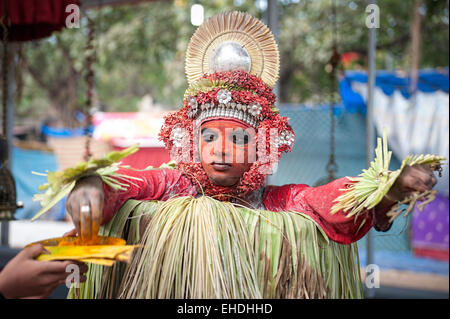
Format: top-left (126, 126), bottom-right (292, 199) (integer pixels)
top-left (277, 0), bottom-right (449, 102)
top-left (16, 0), bottom-right (449, 124)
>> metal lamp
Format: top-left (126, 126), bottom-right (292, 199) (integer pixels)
top-left (0, 136), bottom-right (22, 221)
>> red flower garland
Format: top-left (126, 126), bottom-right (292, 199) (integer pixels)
top-left (200, 71), bottom-right (276, 105)
top-left (159, 71), bottom-right (295, 200)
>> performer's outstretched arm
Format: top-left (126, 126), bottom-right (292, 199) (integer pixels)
top-left (264, 178), bottom-right (381, 244)
top-left (264, 164), bottom-right (437, 244)
top-left (65, 168), bottom-right (196, 237)
top-left (301, 177), bottom-right (394, 244)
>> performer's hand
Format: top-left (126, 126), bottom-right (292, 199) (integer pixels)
top-left (385, 164), bottom-right (437, 203)
top-left (0, 244), bottom-right (88, 299)
top-left (66, 175), bottom-right (104, 240)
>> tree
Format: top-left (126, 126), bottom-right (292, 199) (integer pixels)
top-left (15, 0), bottom-right (449, 127)
top-left (277, 0), bottom-right (449, 103)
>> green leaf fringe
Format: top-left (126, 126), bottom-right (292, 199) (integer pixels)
top-left (68, 196), bottom-right (363, 299)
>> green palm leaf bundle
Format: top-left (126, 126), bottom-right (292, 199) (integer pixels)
top-left (69, 196), bottom-right (363, 299)
top-left (31, 145), bottom-right (141, 221)
top-left (331, 131), bottom-right (446, 220)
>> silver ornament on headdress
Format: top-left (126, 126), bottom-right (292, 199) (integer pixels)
top-left (184, 13), bottom-right (281, 128)
top-left (185, 11), bottom-right (280, 88)
top-left (275, 130), bottom-right (295, 147)
top-left (209, 41), bottom-right (251, 74)
top-left (171, 126), bottom-right (184, 148)
top-left (217, 89), bottom-right (232, 105)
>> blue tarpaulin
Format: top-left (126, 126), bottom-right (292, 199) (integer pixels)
top-left (11, 147), bottom-right (65, 220)
top-left (339, 68), bottom-right (449, 114)
top-left (41, 124), bottom-right (94, 138)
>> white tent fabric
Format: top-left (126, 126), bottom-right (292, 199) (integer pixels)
top-left (351, 82), bottom-right (449, 196)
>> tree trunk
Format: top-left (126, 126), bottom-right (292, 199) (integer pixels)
top-left (48, 80), bottom-right (79, 128)
top-left (410, 0), bottom-right (424, 91)
top-left (23, 54), bottom-right (81, 127)
top-left (279, 62), bottom-right (294, 103)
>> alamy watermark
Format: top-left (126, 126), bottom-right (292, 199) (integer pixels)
top-left (65, 4), bottom-right (381, 30)
top-left (65, 264), bottom-right (81, 289)
top-left (366, 4), bottom-right (380, 29)
top-left (365, 264), bottom-right (380, 289)
top-left (65, 4), bottom-right (81, 29)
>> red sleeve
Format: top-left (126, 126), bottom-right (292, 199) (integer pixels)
top-left (102, 168), bottom-right (196, 224)
top-left (263, 177), bottom-right (392, 244)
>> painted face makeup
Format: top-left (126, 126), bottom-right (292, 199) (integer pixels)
top-left (200, 119), bottom-right (257, 187)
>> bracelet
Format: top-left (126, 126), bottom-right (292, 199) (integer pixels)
top-left (383, 193), bottom-right (398, 204)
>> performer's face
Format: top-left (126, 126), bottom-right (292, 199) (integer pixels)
top-left (200, 120), bottom-right (256, 187)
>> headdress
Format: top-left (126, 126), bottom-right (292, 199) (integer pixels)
top-left (159, 11), bottom-right (295, 199)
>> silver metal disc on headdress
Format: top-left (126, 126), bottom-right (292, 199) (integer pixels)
top-left (209, 41), bottom-right (251, 74)
top-left (185, 11), bottom-right (280, 88)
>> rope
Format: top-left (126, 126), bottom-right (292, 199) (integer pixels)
top-left (1, 3), bottom-right (10, 164)
top-left (326, 0), bottom-right (339, 181)
top-left (83, 0), bottom-right (103, 162)
top-left (83, 15), bottom-right (96, 161)
top-left (1, 23), bottom-right (7, 138)
top-left (314, 0), bottom-right (340, 186)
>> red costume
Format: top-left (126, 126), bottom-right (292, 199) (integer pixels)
top-left (102, 168), bottom-right (392, 245)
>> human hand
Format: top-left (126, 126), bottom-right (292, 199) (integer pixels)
top-left (66, 175), bottom-right (104, 241)
top-left (385, 164), bottom-right (438, 203)
top-left (0, 244), bottom-right (88, 299)
top-left (63, 228), bottom-right (78, 237)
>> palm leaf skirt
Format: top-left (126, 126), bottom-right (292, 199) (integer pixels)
top-left (68, 196), bottom-right (363, 299)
